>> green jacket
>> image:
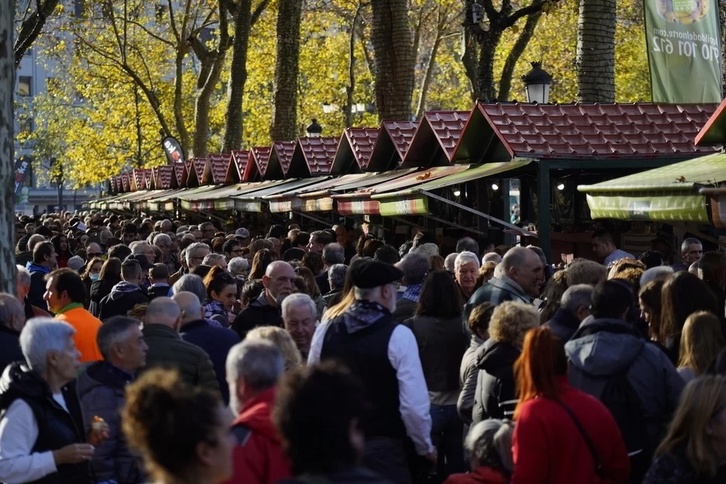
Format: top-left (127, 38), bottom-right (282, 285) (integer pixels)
top-left (141, 324), bottom-right (220, 395)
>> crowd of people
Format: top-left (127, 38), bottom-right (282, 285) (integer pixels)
top-left (1, 211), bottom-right (726, 483)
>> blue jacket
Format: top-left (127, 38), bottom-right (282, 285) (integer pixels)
top-left (565, 318), bottom-right (684, 453)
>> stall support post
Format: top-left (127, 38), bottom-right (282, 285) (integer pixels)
top-left (538, 160), bottom-right (551, 262)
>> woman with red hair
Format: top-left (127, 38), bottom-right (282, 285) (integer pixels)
top-left (511, 327), bottom-right (630, 483)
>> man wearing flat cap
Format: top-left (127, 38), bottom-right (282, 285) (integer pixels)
top-left (308, 259), bottom-right (436, 484)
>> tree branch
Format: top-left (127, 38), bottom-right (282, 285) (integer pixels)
top-left (14, 0), bottom-right (61, 66)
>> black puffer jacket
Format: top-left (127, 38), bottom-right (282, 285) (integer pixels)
top-left (471, 339), bottom-right (520, 423)
top-left (76, 361), bottom-right (144, 483)
top-left (0, 363), bottom-right (92, 484)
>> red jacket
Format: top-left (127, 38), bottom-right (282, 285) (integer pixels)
top-left (512, 379), bottom-right (630, 484)
top-left (223, 387), bottom-right (291, 484)
top-left (445, 467), bottom-right (509, 483)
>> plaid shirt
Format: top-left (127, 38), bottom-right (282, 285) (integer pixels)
top-left (463, 276), bottom-right (532, 322)
top-left (401, 283), bottom-right (423, 302)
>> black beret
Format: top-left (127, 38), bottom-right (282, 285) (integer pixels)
top-left (350, 259), bottom-right (403, 289)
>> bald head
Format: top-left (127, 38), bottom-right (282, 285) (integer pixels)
top-left (143, 297), bottom-right (182, 330)
top-left (172, 291), bottom-right (203, 324)
top-left (500, 246), bottom-right (544, 298)
top-left (263, 261), bottom-right (296, 306)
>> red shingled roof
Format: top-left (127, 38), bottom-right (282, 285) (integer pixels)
top-left (695, 97), bottom-right (726, 145)
top-left (173, 163), bottom-right (187, 188)
top-left (347, 128), bottom-right (379, 171)
top-left (368, 121), bottom-right (418, 172)
top-left (454, 102), bottom-right (718, 162)
top-left (230, 150), bottom-right (249, 181)
top-left (143, 168), bottom-right (154, 189)
top-left (109, 176), bottom-right (117, 193)
top-left (121, 173), bottom-right (130, 192)
top-left (248, 147), bottom-right (271, 181)
top-left (208, 153), bottom-right (231, 184)
top-left (153, 166), bottom-right (173, 189)
top-left (402, 111), bottom-right (469, 167)
top-left (271, 141), bottom-right (297, 178)
top-left (132, 169), bottom-right (145, 190)
top-left (291, 137), bottom-right (339, 177)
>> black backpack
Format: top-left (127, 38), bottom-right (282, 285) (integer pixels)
top-left (599, 352), bottom-right (651, 482)
top-left (576, 321), bottom-right (651, 482)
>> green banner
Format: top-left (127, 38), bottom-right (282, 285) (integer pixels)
top-left (644, 0), bottom-right (722, 103)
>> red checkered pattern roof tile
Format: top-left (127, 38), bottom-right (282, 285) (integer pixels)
top-left (345, 128), bottom-right (379, 170)
top-left (208, 153), bottom-right (231, 184)
top-left (251, 146), bottom-right (272, 177)
top-left (382, 121), bottom-right (418, 159)
top-left (478, 102), bottom-right (718, 159)
top-left (424, 111), bottom-right (470, 160)
top-left (273, 141), bottom-right (297, 175)
top-left (231, 150), bottom-right (249, 179)
top-left (298, 137), bottom-right (338, 175)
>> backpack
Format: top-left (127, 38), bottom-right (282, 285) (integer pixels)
top-left (599, 362), bottom-right (650, 482)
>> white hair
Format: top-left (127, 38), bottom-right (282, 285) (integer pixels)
top-left (483, 252), bottom-right (502, 264)
top-left (228, 256), bottom-right (250, 275)
top-left (410, 242), bottom-right (439, 261)
top-left (640, 266), bottom-right (674, 287)
top-left (444, 252), bottom-right (459, 272)
top-left (281, 293), bottom-right (317, 320)
top-left (16, 265), bottom-right (31, 287)
top-left (153, 233), bottom-right (172, 246)
top-left (20, 318), bottom-right (75, 374)
top-left (202, 253), bottom-right (226, 267)
top-left (465, 419), bottom-right (514, 470)
top-left (455, 251), bottom-right (481, 271)
top-left (226, 339), bottom-right (284, 414)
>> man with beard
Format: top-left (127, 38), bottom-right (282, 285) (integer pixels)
top-left (232, 261), bottom-right (296, 340)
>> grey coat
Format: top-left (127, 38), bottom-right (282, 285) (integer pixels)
top-left (565, 318), bottom-right (684, 452)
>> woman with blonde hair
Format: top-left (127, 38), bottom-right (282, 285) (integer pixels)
top-left (471, 301), bottom-right (539, 423)
top-left (644, 375), bottom-right (726, 482)
top-left (246, 326), bottom-right (302, 370)
top-left (678, 312), bottom-right (725, 383)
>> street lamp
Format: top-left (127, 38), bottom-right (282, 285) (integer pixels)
top-left (306, 119), bottom-right (323, 137)
top-left (522, 61), bottom-right (553, 104)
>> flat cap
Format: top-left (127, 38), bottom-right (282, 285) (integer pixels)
top-left (350, 259), bottom-right (403, 289)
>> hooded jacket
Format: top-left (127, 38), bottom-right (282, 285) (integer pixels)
top-left (471, 339), bottom-right (520, 423)
top-left (565, 318), bottom-right (685, 454)
top-left (76, 361), bottom-right (143, 483)
top-left (224, 387), bottom-right (291, 484)
top-left (0, 362), bottom-right (91, 484)
top-left (98, 281), bottom-right (149, 321)
top-left (26, 262), bottom-right (51, 310)
top-left (231, 293), bottom-right (283, 340)
top-left (89, 278), bottom-right (120, 318)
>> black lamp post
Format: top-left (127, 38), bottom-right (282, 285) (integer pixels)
top-left (522, 61), bottom-right (553, 104)
top-left (306, 119), bottom-right (323, 137)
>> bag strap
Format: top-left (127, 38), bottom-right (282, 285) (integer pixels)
top-left (555, 399), bottom-right (603, 477)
